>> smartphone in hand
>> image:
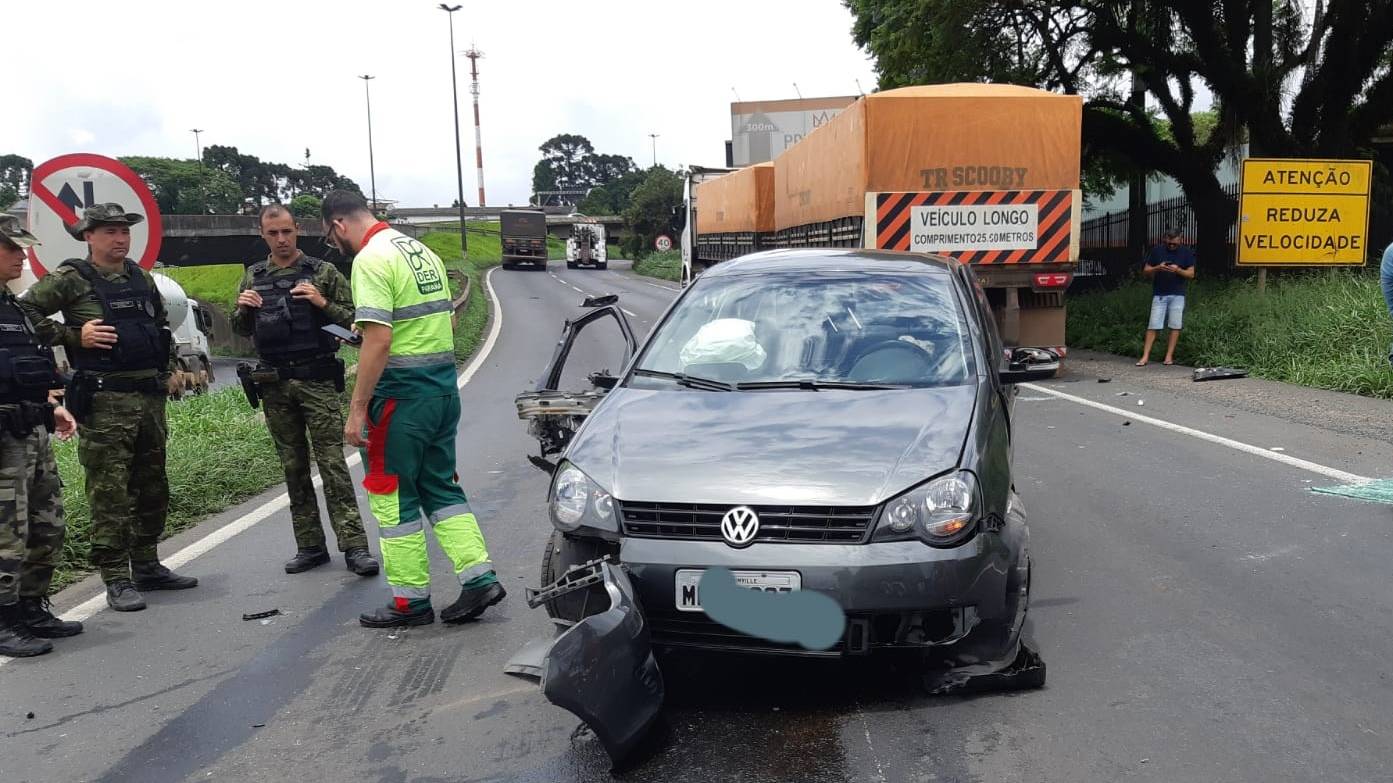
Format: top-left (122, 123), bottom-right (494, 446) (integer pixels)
top-left (321, 324), bottom-right (363, 346)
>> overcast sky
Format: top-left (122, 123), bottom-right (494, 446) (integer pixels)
top-left (10, 0), bottom-right (877, 208)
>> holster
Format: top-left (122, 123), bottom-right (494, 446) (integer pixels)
top-left (63, 372), bottom-right (95, 425)
top-left (236, 363), bottom-right (261, 409)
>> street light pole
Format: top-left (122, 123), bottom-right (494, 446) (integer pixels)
top-left (358, 74), bottom-right (378, 215)
top-left (190, 128), bottom-right (204, 164)
top-left (439, 3), bottom-right (469, 259)
top-left (649, 133), bottom-right (659, 168)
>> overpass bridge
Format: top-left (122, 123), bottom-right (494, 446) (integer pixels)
top-left (389, 207), bottom-right (627, 239)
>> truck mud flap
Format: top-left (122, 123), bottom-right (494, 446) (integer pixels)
top-left (504, 558), bottom-right (665, 766)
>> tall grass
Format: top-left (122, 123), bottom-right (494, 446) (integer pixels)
top-left (634, 249), bottom-right (681, 281)
top-left (157, 263), bottom-right (245, 311)
top-left (1068, 271), bottom-right (1393, 398)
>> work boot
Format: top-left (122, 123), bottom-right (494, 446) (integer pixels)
top-left (106, 580), bottom-right (147, 612)
top-left (284, 547), bottom-right (331, 574)
top-left (344, 548), bottom-right (379, 577)
top-left (0, 604), bottom-right (52, 657)
top-left (132, 561), bottom-right (199, 591)
top-left (441, 581), bottom-right (507, 625)
top-left (359, 599), bottom-right (434, 628)
top-left (18, 596), bottom-right (83, 638)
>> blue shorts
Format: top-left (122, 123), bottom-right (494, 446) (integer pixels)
top-left (1148, 295), bottom-right (1185, 330)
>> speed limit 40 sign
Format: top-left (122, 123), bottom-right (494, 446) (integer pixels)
top-left (654, 234), bottom-right (673, 252)
top-left (26, 153), bottom-right (163, 277)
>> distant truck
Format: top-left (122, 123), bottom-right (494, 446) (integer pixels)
top-left (566, 222), bottom-right (607, 270)
top-left (681, 83), bottom-right (1083, 361)
top-left (500, 209), bottom-right (550, 270)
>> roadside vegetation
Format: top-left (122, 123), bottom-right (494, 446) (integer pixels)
top-left (633, 249), bottom-right (681, 282)
top-left (1067, 272), bottom-right (1393, 399)
top-left (158, 263), bottom-right (245, 311)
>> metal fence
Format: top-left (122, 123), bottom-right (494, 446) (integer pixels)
top-left (1081, 184), bottom-right (1240, 251)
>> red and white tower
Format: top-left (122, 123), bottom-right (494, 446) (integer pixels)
top-left (464, 46), bottom-right (486, 207)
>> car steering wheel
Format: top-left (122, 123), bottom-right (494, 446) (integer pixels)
top-left (846, 340), bottom-right (934, 384)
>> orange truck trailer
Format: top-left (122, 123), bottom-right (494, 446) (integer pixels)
top-left (680, 83), bottom-right (1083, 357)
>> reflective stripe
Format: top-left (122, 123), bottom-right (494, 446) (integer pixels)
top-left (379, 520), bottom-right (424, 539)
top-left (428, 504), bottom-right (473, 525)
top-left (394, 299), bottom-right (453, 320)
top-left (457, 561), bottom-right (494, 584)
top-left (386, 351), bottom-right (455, 368)
top-left (356, 306), bottom-right (392, 324)
top-left (390, 585), bottom-right (431, 599)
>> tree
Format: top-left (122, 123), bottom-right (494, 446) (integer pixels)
top-left (289, 194), bottom-right (322, 219)
top-left (202, 145), bottom-right (283, 205)
top-left (578, 168), bottom-right (646, 215)
top-left (532, 134), bottom-right (596, 195)
top-left (621, 167), bottom-right (683, 258)
top-left (0, 154), bottom-right (32, 210)
top-left (285, 165), bottom-right (362, 199)
top-left (120, 157), bottom-right (243, 214)
top-left (845, 0), bottom-right (1393, 267)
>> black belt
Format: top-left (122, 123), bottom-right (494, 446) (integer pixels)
top-left (0, 401), bottom-right (55, 436)
top-left (258, 358), bottom-right (342, 383)
top-left (90, 375), bottom-right (163, 394)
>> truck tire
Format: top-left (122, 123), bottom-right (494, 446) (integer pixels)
top-left (502, 261), bottom-right (516, 271)
top-left (597, 261), bottom-right (608, 271)
top-left (567, 261), bottom-right (578, 270)
top-left (539, 530), bottom-right (619, 623)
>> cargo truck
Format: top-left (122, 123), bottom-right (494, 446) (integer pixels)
top-left (566, 222), bottom-right (607, 270)
top-left (501, 208), bottom-right (550, 270)
top-left (681, 83), bottom-right (1082, 359)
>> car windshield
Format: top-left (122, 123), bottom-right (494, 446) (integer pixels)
top-left (633, 270), bottom-right (976, 388)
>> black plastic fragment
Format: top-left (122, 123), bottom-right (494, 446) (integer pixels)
top-left (242, 609), bottom-right (281, 621)
top-left (1193, 366), bottom-right (1248, 382)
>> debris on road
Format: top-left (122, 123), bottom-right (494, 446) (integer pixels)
top-left (1193, 366), bottom-right (1248, 382)
top-left (922, 640), bottom-right (1047, 696)
top-left (241, 609), bottom-right (281, 621)
top-left (1138, 400), bottom-right (1145, 406)
top-left (26, 711), bottom-right (34, 720)
top-left (1098, 377), bottom-right (1111, 383)
top-left (1116, 392), bottom-right (1130, 397)
top-left (1123, 421), bottom-right (1131, 426)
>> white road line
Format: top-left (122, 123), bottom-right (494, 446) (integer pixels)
top-left (570, 286), bottom-right (586, 294)
top-left (621, 308), bottom-right (638, 318)
top-left (1021, 382), bottom-right (1372, 484)
top-left (23, 267), bottom-right (509, 650)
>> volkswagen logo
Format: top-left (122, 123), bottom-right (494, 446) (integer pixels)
top-left (720, 506), bottom-right (760, 548)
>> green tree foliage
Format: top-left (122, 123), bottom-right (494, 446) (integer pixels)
top-left (532, 135), bottom-right (638, 205)
top-left (845, 0), bottom-right (1393, 265)
top-left (578, 168), bottom-right (647, 215)
top-left (0, 154), bottom-right (32, 209)
top-left (120, 157), bottom-right (243, 214)
top-left (621, 167), bottom-right (682, 258)
top-left (289, 194), bottom-right (322, 219)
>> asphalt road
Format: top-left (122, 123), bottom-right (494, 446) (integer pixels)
top-left (5, 259), bottom-right (1393, 782)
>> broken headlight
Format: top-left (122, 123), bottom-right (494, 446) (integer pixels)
top-left (550, 461), bottom-right (618, 533)
top-left (875, 471), bottom-right (980, 547)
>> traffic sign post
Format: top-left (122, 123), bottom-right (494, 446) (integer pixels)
top-left (1236, 158), bottom-right (1372, 267)
top-left (25, 153), bottom-right (163, 278)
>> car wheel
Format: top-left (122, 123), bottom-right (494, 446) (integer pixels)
top-left (539, 530), bottom-right (619, 623)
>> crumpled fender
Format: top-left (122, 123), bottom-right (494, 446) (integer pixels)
top-left (505, 560), bottom-right (664, 766)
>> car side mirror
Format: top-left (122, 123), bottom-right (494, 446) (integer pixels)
top-left (998, 348), bottom-right (1059, 384)
top-left (590, 372), bottom-right (619, 390)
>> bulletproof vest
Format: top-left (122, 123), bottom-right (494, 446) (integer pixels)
top-left (250, 256), bottom-right (338, 364)
top-left (0, 295), bottom-right (60, 404)
top-left (63, 259), bottom-right (166, 373)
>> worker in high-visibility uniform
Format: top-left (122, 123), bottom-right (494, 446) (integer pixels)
top-left (321, 190), bottom-right (504, 627)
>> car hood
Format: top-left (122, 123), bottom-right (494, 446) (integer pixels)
top-left (565, 384), bottom-right (978, 507)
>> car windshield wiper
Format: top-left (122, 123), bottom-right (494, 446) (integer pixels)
top-left (631, 369), bottom-right (734, 391)
top-left (734, 379), bottom-right (910, 391)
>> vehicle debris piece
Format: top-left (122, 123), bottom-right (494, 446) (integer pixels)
top-left (505, 558), bottom-right (664, 767)
top-left (922, 639), bottom-right (1047, 695)
top-left (1193, 366), bottom-right (1248, 382)
top-left (241, 609), bottom-right (280, 621)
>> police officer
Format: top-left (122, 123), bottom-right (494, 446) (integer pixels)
top-left (231, 205), bottom-right (378, 575)
top-left (19, 203), bottom-right (197, 612)
top-left (0, 216), bottom-right (81, 656)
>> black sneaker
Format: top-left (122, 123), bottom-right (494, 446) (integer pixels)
top-left (132, 562), bottom-right (199, 591)
top-left (359, 601), bottom-right (434, 628)
top-left (18, 597), bottom-right (83, 638)
top-left (106, 580), bottom-right (147, 612)
top-left (0, 604), bottom-right (52, 657)
top-left (344, 548), bottom-right (380, 577)
top-left (284, 548), bottom-right (331, 574)
top-left (441, 581), bottom-right (506, 624)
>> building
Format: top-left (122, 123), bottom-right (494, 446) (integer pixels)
top-left (728, 96), bottom-right (858, 167)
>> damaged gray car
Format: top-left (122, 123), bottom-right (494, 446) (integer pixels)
top-left (511, 249), bottom-right (1055, 764)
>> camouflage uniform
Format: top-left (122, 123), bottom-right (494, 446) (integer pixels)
top-left (230, 254), bottom-right (367, 553)
top-left (18, 252), bottom-right (178, 585)
top-left (0, 344), bottom-right (65, 604)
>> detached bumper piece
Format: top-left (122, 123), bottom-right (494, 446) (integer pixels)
top-left (504, 557), bottom-right (665, 767)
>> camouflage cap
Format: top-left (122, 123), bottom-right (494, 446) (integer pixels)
top-left (0, 214), bottom-right (40, 248)
top-left (68, 202), bottom-right (144, 239)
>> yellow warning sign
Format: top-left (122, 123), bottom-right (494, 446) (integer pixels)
top-left (1237, 158), bottom-right (1372, 266)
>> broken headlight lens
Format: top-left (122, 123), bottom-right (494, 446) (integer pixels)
top-left (550, 462), bottom-right (618, 532)
top-left (876, 471), bottom-right (980, 547)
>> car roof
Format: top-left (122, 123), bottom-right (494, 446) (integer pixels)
top-left (700, 248), bottom-right (960, 278)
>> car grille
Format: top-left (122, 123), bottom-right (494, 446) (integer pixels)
top-left (618, 502), bottom-right (876, 544)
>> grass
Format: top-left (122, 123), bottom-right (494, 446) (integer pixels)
top-left (1067, 270), bottom-right (1393, 398)
top-left (49, 225), bottom-right (546, 591)
top-left (633, 249), bottom-right (681, 281)
top-left (157, 263), bottom-right (245, 311)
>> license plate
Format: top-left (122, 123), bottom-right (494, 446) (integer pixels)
top-left (674, 569), bottom-right (801, 612)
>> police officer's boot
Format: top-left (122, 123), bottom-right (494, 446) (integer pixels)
top-left (284, 547), bottom-right (331, 574)
top-left (0, 603), bottom-right (54, 657)
top-left (18, 596), bottom-right (84, 638)
top-left (344, 547), bottom-right (379, 577)
top-left (131, 562), bottom-right (199, 591)
top-left (106, 580), bottom-right (147, 612)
